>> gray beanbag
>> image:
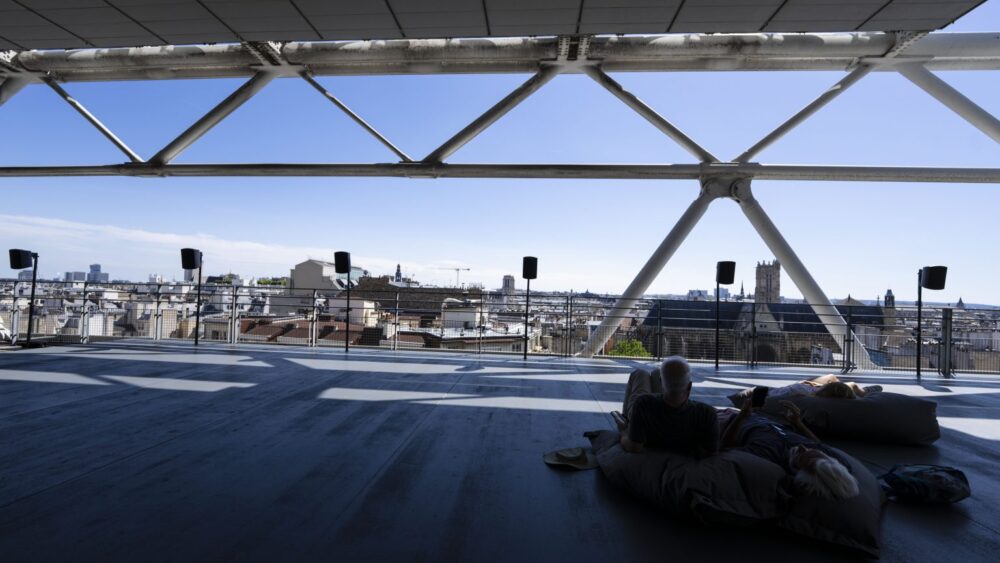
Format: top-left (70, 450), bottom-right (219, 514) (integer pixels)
top-left (587, 430), bottom-right (788, 524)
top-left (728, 389), bottom-right (940, 445)
top-left (587, 429), bottom-right (885, 557)
top-left (779, 447), bottom-right (885, 557)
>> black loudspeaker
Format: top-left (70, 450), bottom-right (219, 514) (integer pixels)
top-left (920, 266), bottom-right (947, 290)
top-left (334, 251), bottom-right (351, 274)
top-left (181, 248), bottom-right (202, 270)
top-left (9, 249), bottom-right (34, 270)
top-left (716, 261), bottom-right (736, 285)
top-left (522, 256), bottom-right (537, 280)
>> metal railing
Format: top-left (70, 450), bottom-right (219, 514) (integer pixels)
top-left (2, 279), bottom-right (998, 375)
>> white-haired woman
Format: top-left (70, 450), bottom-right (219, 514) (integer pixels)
top-left (721, 399), bottom-right (860, 500)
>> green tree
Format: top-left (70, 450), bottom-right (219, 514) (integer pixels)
top-left (611, 338), bottom-right (651, 357)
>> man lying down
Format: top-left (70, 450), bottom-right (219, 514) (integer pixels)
top-left (612, 357), bottom-right (859, 500)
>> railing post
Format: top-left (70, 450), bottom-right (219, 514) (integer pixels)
top-left (479, 294), bottom-right (485, 355)
top-left (567, 293), bottom-right (574, 357)
top-left (310, 289), bottom-right (319, 347)
top-left (842, 306), bottom-right (853, 373)
top-left (941, 307), bottom-right (954, 378)
top-left (656, 299), bottom-right (663, 359)
top-left (154, 284), bottom-right (162, 341)
top-left (230, 285), bottom-right (239, 345)
top-left (79, 281), bottom-right (88, 344)
top-left (394, 292), bottom-right (400, 351)
top-left (750, 302), bottom-right (757, 369)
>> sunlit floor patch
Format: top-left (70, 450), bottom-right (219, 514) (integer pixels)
top-left (938, 417), bottom-right (1000, 441)
top-left (318, 388), bottom-right (476, 401)
top-left (0, 368), bottom-right (110, 386)
top-left (20, 348), bottom-right (272, 367)
top-left (417, 395), bottom-right (606, 413)
top-left (289, 358), bottom-right (555, 375)
top-left (102, 375), bottom-right (257, 392)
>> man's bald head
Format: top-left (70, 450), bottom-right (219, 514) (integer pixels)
top-left (661, 356), bottom-right (692, 405)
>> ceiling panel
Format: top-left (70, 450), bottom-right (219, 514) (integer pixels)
top-left (0, 0), bottom-right (985, 51)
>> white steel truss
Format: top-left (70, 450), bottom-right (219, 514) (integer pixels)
top-left (1, 31), bottom-right (998, 357)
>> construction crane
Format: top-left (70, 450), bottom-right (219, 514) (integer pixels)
top-left (437, 267), bottom-right (471, 287)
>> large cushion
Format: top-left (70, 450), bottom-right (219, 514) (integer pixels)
top-left (729, 389), bottom-right (940, 445)
top-left (587, 430), bottom-right (788, 525)
top-left (588, 427), bottom-right (885, 556)
top-left (779, 445), bottom-right (886, 557)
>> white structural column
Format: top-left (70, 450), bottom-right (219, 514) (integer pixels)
top-left (422, 65), bottom-right (562, 162)
top-left (736, 65), bottom-right (872, 162)
top-left (732, 180), bottom-right (870, 366)
top-left (580, 183), bottom-right (720, 357)
top-left (150, 71), bottom-right (276, 165)
top-left (898, 64), bottom-right (1000, 144)
top-left (42, 77), bottom-right (143, 162)
top-left (582, 65), bottom-right (719, 163)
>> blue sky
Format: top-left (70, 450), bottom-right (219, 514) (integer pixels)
top-left (1, 1), bottom-right (998, 303)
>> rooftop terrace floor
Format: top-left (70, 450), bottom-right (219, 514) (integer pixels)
top-left (2, 341), bottom-right (999, 561)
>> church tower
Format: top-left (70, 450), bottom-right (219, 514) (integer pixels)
top-left (394, 264), bottom-right (402, 283)
top-left (754, 260), bottom-right (780, 304)
top-left (883, 289), bottom-right (897, 328)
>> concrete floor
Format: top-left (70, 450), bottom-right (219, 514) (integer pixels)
top-left (1, 341), bottom-right (998, 562)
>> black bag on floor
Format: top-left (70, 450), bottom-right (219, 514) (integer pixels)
top-left (878, 464), bottom-right (971, 504)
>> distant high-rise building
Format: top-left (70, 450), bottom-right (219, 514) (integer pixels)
top-left (64, 271), bottom-right (86, 282)
top-left (86, 264), bottom-right (109, 283)
top-left (184, 269), bottom-right (195, 283)
top-left (754, 260), bottom-right (780, 304)
top-left (394, 264), bottom-right (402, 283)
top-left (149, 274), bottom-right (165, 284)
top-left (502, 275), bottom-right (515, 294)
top-left (18, 270), bottom-right (33, 281)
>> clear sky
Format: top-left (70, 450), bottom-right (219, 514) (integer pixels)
top-left (1, 1), bottom-right (998, 303)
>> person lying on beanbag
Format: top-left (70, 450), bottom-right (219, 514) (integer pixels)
top-left (721, 398), bottom-right (860, 500)
top-left (767, 374), bottom-right (882, 401)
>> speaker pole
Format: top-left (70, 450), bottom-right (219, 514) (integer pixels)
top-left (194, 256), bottom-right (202, 346)
top-left (345, 270), bottom-right (351, 354)
top-left (26, 253), bottom-right (38, 346)
top-left (524, 277), bottom-right (530, 361)
top-left (916, 269), bottom-right (922, 382)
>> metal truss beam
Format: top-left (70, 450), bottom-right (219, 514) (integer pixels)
top-left (8, 33), bottom-right (999, 84)
top-left (42, 77), bottom-right (142, 163)
top-left (422, 65), bottom-right (561, 163)
top-left (149, 72), bottom-right (275, 166)
top-left (736, 65), bottom-right (873, 162)
top-left (898, 64), bottom-right (1000, 145)
top-left (299, 71), bottom-right (412, 162)
top-left (1, 163), bottom-right (998, 182)
top-left (582, 66), bottom-right (719, 163)
top-left (580, 184), bottom-right (719, 357)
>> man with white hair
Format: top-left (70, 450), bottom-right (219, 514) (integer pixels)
top-left (615, 356), bottom-right (720, 458)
